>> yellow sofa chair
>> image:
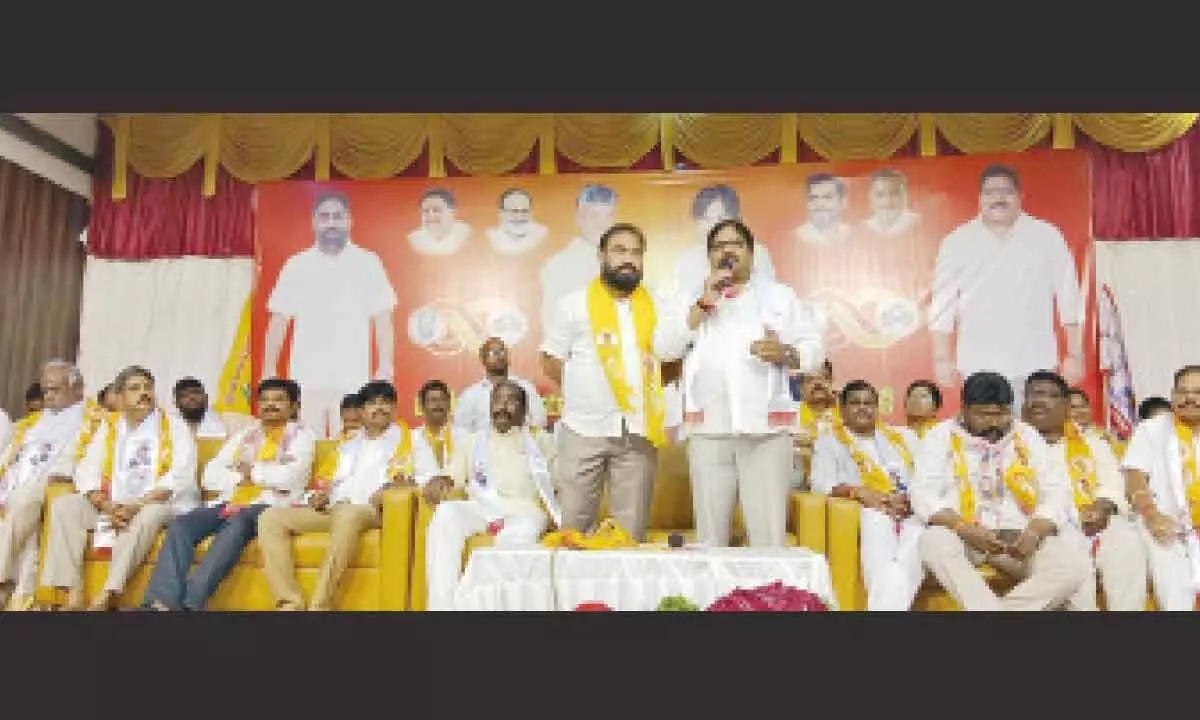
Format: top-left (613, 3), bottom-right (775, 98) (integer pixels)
top-left (408, 442), bottom-right (813, 611)
top-left (809, 492), bottom-right (1158, 611)
top-left (33, 437), bottom-right (418, 611)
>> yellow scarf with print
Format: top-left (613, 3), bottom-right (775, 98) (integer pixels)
top-left (830, 420), bottom-right (913, 495)
top-left (799, 402), bottom-right (840, 435)
top-left (1173, 419), bottom-right (1200, 527)
top-left (100, 411), bottom-right (172, 500)
top-left (1064, 421), bottom-right (1099, 510)
top-left (586, 277), bottom-right (665, 448)
top-left (949, 429), bottom-right (1037, 523)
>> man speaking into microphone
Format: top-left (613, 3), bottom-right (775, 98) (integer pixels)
top-left (679, 219), bottom-right (825, 547)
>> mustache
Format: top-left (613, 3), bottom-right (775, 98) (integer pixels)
top-left (988, 201), bottom-right (1010, 209)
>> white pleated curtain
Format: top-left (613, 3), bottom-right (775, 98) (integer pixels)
top-left (76, 256), bottom-right (253, 403)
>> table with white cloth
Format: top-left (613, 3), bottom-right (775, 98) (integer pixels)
top-left (452, 546), bottom-right (838, 611)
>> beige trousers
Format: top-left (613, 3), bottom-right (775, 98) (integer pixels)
top-left (1138, 520), bottom-right (1200, 611)
top-left (257, 502), bottom-right (380, 609)
top-left (688, 433), bottom-right (793, 548)
top-left (40, 493), bottom-right (172, 593)
top-left (0, 475), bottom-right (50, 594)
top-left (556, 424), bottom-right (657, 542)
top-left (1067, 514), bottom-right (1148, 611)
top-left (919, 525), bottom-right (1091, 611)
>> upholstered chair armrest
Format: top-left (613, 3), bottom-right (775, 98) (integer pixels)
top-left (378, 487), bottom-right (417, 611)
top-left (827, 497), bottom-right (863, 612)
top-left (792, 492), bottom-right (827, 554)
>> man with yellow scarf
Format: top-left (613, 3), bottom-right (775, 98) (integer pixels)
top-left (793, 360), bottom-right (839, 487)
top-left (1121, 365), bottom-right (1200, 611)
top-left (680, 219), bottom-right (825, 548)
top-left (811, 380), bottom-right (924, 610)
top-left (912, 371), bottom-right (1089, 610)
top-left (1021, 371), bottom-right (1146, 611)
top-left (42, 365), bottom-right (199, 611)
top-left (141, 378), bottom-right (314, 611)
top-left (540, 223), bottom-right (692, 542)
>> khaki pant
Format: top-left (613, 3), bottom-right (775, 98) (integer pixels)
top-left (257, 503), bottom-right (380, 610)
top-left (1067, 514), bottom-right (1148, 611)
top-left (556, 425), bottom-right (656, 542)
top-left (919, 525), bottom-right (1091, 611)
top-left (40, 493), bottom-right (172, 593)
top-left (0, 475), bottom-right (50, 595)
top-left (688, 433), bottom-right (792, 548)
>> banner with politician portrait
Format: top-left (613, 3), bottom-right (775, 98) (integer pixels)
top-left (252, 149), bottom-right (1095, 433)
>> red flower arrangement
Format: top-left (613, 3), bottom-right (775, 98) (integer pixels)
top-left (705, 581), bottom-right (829, 612)
top-left (574, 601), bottom-right (614, 611)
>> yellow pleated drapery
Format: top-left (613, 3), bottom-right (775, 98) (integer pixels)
top-left (103, 113), bottom-right (1200, 199)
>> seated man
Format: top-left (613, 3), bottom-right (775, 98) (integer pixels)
top-left (904, 379), bottom-right (942, 439)
top-left (0, 360), bottom-right (101, 611)
top-left (174, 376), bottom-right (227, 439)
top-left (1122, 365), bottom-right (1200, 611)
top-left (423, 379), bottom-right (560, 611)
top-left (912, 371), bottom-right (1090, 611)
top-left (412, 380), bottom-right (468, 484)
top-left (41, 365), bottom-right (198, 611)
top-left (257, 380), bottom-right (410, 611)
top-left (142, 378), bottom-right (314, 611)
top-left (1067, 386), bottom-right (1124, 458)
top-left (338, 393), bottom-right (364, 440)
top-left (811, 380), bottom-right (924, 611)
top-left (1023, 371), bottom-right (1146, 611)
top-left (793, 360), bottom-right (839, 488)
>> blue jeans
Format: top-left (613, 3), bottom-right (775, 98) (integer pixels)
top-left (142, 504), bottom-right (267, 611)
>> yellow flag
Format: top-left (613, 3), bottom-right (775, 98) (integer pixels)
top-left (214, 293), bottom-right (252, 415)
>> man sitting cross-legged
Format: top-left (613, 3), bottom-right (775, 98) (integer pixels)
top-left (257, 380), bottom-right (411, 611)
top-left (424, 379), bottom-right (561, 611)
top-left (141, 378), bottom-right (314, 611)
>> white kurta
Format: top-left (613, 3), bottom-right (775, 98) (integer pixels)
top-left (267, 241), bottom-right (398, 392)
top-left (929, 213), bottom-right (1082, 380)
top-left (407, 222), bottom-right (472, 256)
top-left (452, 376), bottom-right (547, 435)
top-left (811, 426), bottom-right (925, 610)
top-left (325, 425), bottom-right (409, 506)
top-left (193, 410), bottom-right (227, 439)
top-left (672, 242), bottom-right (776, 307)
top-left (200, 423), bottom-right (316, 507)
top-left (540, 284), bottom-right (691, 440)
top-left (486, 224), bottom-right (547, 256)
top-left (74, 410), bottom-right (199, 514)
top-left (1121, 413), bottom-right (1200, 610)
top-left (411, 424), bottom-right (471, 486)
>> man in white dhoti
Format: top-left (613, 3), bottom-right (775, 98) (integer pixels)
top-left (41, 365), bottom-right (198, 611)
top-left (455, 337), bottom-right (547, 434)
top-left (793, 173), bottom-right (852, 246)
top-left (412, 380), bottom-right (469, 483)
top-left (913, 371), bottom-right (1090, 611)
top-left (680, 219), bottom-right (825, 547)
top-left (1121, 365), bottom-right (1200, 611)
top-left (173, 377), bottom-right (226, 439)
top-left (258, 380), bottom-right (410, 611)
top-left (811, 380), bottom-right (924, 610)
top-left (541, 223), bottom-right (691, 541)
top-left (929, 165), bottom-right (1084, 405)
top-left (539, 184), bottom-right (618, 331)
top-left (407, 187), bottom-right (473, 256)
top-left (487, 188), bottom-right (548, 256)
top-left (1021, 370), bottom-right (1147, 611)
top-left (265, 190), bottom-right (398, 438)
top-left (672, 185), bottom-right (775, 301)
top-left (0, 360), bottom-right (99, 611)
top-left (423, 379), bottom-right (560, 610)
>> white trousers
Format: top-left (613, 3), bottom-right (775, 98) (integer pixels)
top-left (860, 508), bottom-right (925, 611)
top-left (688, 433), bottom-right (792, 548)
top-left (1138, 520), bottom-right (1200, 611)
top-left (1067, 514), bottom-right (1148, 611)
top-left (425, 499), bottom-right (547, 611)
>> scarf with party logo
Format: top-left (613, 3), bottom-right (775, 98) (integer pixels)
top-left (1173, 419), bottom-right (1200, 528)
top-left (586, 277), bottom-right (665, 448)
top-left (1064, 421), bottom-right (1099, 510)
top-left (222, 421), bottom-right (300, 515)
top-left (830, 419), bottom-right (913, 495)
top-left (99, 410), bottom-right (173, 503)
top-left (949, 426), bottom-right (1037, 523)
top-left (799, 402), bottom-right (840, 435)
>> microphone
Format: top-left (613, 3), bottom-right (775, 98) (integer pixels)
top-left (716, 256), bottom-right (735, 293)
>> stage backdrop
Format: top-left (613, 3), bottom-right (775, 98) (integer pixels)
top-left (253, 149), bottom-right (1095, 430)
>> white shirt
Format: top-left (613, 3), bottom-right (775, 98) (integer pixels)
top-left (178, 409), bottom-right (227, 439)
top-left (201, 422), bottom-right (316, 506)
top-left (1122, 413), bottom-right (1196, 525)
top-left (540, 284), bottom-right (691, 439)
top-left (683, 279), bottom-right (825, 436)
top-left (74, 409), bottom-right (199, 515)
top-left (810, 426), bottom-right (919, 496)
top-left (794, 221), bottom-right (851, 246)
top-left (411, 424), bottom-right (470, 485)
top-left (672, 242), bottom-right (775, 304)
top-left (1046, 430), bottom-right (1126, 531)
top-left (407, 221), bottom-right (472, 256)
top-left (328, 424), bottom-right (408, 506)
top-left (911, 419), bottom-right (1069, 531)
top-left (449, 427), bottom-right (556, 518)
top-left (863, 210), bottom-right (921, 237)
top-left (0, 410), bottom-right (10, 454)
top-left (267, 241), bottom-right (398, 389)
top-left (453, 376), bottom-right (546, 435)
top-left (0, 401), bottom-right (88, 502)
top-left (929, 213), bottom-right (1082, 379)
top-left (487, 224), bottom-right (547, 256)
top-left (540, 237), bottom-right (600, 331)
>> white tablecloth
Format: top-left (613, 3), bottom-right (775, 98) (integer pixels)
top-left (453, 546), bottom-right (837, 611)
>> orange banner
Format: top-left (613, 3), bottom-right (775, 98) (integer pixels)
top-left (253, 148), bottom-right (1095, 434)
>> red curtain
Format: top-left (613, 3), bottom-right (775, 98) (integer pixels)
top-left (87, 122), bottom-right (1200, 262)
